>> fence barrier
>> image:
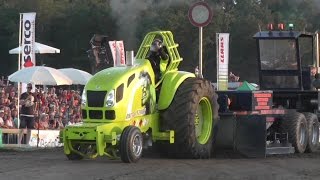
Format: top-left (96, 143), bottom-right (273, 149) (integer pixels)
top-left (0, 128), bottom-right (62, 148)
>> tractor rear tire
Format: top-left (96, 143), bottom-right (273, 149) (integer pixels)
top-left (120, 126), bottom-right (143, 163)
top-left (161, 78), bottom-right (219, 159)
top-left (281, 111), bottom-right (308, 153)
top-left (303, 112), bottom-right (319, 153)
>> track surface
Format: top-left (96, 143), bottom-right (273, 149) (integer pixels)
top-left (0, 148), bottom-right (319, 180)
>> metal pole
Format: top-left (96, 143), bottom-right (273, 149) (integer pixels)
top-left (216, 33), bottom-right (219, 89)
top-left (18, 14), bottom-right (22, 72)
top-left (316, 31), bottom-right (319, 69)
top-left (17, 13), bottom-right (22, 146)
top-left (199, 26), bottom-right (203, 78)
top-left (37, 100), bottom-right (40, 148)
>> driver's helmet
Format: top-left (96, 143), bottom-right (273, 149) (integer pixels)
top-left (150, 39), bottom-right (163, 52)
top-left (90, 34), bottom-right (108, 49)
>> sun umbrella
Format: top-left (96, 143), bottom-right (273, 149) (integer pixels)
top-left (8, 66), bottom-right (72, 148)
top-left (9, 42), bottom-right (60, 54)
top-left (59, 68), bottom-right (92, 85)
top-left (8, 66), bottom-right (72, 85)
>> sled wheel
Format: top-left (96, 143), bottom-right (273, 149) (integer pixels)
top-left (161, 78), bottom-right (219, 158)
top-left (282, 112), bottom-right (308, 153)
top-left (120, 126), bottom-right (143, 163)
top-left (303, 112), bottom-right (319, 153)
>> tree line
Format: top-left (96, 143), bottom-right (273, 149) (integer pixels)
top-left (1, 0), bottom-right (319, 82)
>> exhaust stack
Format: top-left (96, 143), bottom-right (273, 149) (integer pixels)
top-left (126, 51), bottom-right (134, 66)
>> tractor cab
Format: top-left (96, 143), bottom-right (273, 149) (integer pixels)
top-left (135, 31), bottom-right (183, 88)
top-left (254, 25), bottom-right (315, 90)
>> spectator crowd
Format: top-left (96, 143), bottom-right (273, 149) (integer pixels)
top-left (0, 78), bottom-right (82, 130)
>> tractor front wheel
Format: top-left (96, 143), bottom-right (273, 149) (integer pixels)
top-left (120, 126), bottom-right (143, 163)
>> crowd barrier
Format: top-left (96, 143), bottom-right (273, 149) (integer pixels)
top-left (0, 128), bottom-right (62, 148)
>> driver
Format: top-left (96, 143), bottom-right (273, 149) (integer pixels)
top-left (147, 39), bottom-right (169, 82)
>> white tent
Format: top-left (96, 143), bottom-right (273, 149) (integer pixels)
top-left (59, 68), bottom-right (92, 85)
top-left (9, 66), bottom-right (72, 86)
top-left (9, 42), bottom-right (60, 54)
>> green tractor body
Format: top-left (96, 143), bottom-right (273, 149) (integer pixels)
top-left (62, 31), bottom-right (219, 162)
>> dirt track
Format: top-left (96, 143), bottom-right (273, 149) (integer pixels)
top-left (0, 148), bottom-right (320, 180)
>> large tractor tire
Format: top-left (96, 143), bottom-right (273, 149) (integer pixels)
top-left (281, 111), bottom-right (308, 153)
top-left (120, 126), bottom-right (143, 163)
top-left (303, 112), bottom-right (319, 153)
top-left (161, 78), bottom-right (219, 159)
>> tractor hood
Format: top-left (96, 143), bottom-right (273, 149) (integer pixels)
top-left (85, 59), bottom-right (154, 91)
top-left (81, 58), bottom-right (156, 122)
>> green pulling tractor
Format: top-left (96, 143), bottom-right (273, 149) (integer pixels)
top-left (61, 31), bottom-right (219, 163)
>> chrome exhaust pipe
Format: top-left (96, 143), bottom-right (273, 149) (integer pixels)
top-left (126, 51), bottom-right (134, 66)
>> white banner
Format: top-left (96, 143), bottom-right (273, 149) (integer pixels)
top-left (109, 41), bottom-right (125, 66)
top-left (20, 12), bottom-right (36, 93)
top-left (21, 12), bottom-right (36, 69)
top-left (216, 33), bottom-right (230, 91)
top-left (28, 130), bottom-right (63, 147)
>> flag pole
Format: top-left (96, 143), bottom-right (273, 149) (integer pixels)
top-left (17, 13), bottom-right (22, 146)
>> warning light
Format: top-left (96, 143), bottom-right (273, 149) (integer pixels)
top-left (288, 23), bottom-right (294, 31)
top-left (278, 23), bottom-right (284, 30)
top-left (267, 23), bottom-right (274, 31)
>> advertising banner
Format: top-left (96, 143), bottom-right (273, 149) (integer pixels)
top-left (216, 33), bottom-right (230, 90)
top-left (28, 130), bottom-right (63, 147)
top-left (20, 12), bottom-right (36, 69)
top-left (20, 12), bottom-right (36, 92)
top-left (109, 41), bottom-right (125, 66)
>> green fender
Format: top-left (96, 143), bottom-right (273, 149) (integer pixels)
top-left (158, 71), bottom-right (195, 110)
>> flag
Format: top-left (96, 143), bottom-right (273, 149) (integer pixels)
top-left (109, 41), bottom-right (126, 66)
top-left (216, 33), bottom-right (230, 90)
top-left (20, 12), bottom-right (36, 69)
top-left (19, 12), bottom-right (36, 93)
